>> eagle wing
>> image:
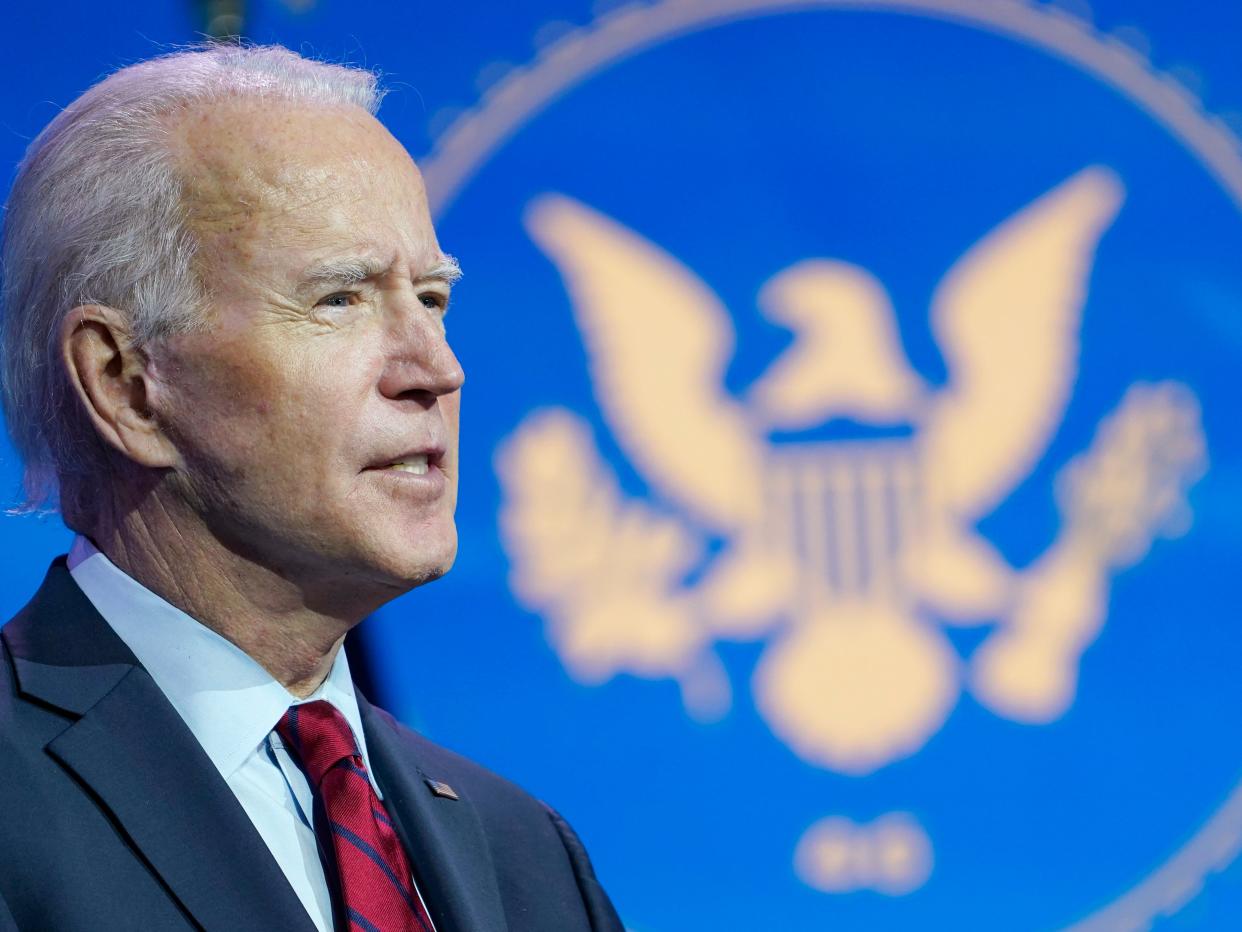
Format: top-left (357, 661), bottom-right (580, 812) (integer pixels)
top-left (524, 194), bottom-right (765, 531)
top-left (923, 167), bottom-right (1125, 519)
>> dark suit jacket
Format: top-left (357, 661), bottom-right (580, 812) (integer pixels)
top-left (0, 560), bottom-right (623, 931)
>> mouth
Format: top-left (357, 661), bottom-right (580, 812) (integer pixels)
top-left (365, 446), bottom-right (447, 477)
top-left (382, 454), bottom-right (431, 476)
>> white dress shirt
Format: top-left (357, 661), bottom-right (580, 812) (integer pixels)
top-left (67, 535), bottom-right (434, 932)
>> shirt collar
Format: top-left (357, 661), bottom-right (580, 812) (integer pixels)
top-left (67, 536), bottom-right (382, 793)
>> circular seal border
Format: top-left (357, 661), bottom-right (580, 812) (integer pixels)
top-left (419, 2), bottom-right (1242, 927)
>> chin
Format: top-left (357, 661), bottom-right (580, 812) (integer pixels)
top-left (404, 550), bottom-right (456, 588)
top-left (380, 528), bottom-right (458, 591)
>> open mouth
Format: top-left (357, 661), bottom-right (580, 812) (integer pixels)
top-left (367, 447), bottom-right (446, 477)
top-left (381, 454), bottom-right (430, 476)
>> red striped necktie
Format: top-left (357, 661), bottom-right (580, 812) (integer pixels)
top-left (277, 701), bottom-right (434, 932)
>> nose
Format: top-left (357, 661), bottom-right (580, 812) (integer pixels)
top-left (377, 302), bottom-right (465, 402)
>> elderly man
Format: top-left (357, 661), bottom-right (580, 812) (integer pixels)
top-left (0, 45), bottom-right (622, 932)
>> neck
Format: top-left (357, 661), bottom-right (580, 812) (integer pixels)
top-left (87, 485), bottom-right (377, 698)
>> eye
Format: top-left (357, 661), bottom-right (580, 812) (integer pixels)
top-left (420, 291), bottom-right (449, 313)
top-left (316, 291), bottom-right (359, 309)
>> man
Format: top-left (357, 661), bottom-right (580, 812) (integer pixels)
top-left (0, 45), bottom-right (623, 931)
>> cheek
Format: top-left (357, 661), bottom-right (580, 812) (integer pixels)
top-left (155, 344), bottom-right (287, 464)
top-left (155, 331), bottom-right (384, 489)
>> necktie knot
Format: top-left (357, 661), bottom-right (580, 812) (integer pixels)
top-left (276, 700), bottom-right (359, 787)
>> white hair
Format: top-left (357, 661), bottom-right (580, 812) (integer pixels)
top-left (0, 44), bottom-right (383, 520)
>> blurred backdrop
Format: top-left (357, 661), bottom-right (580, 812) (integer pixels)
top-left (4, 2), bottom-right (1242, 929)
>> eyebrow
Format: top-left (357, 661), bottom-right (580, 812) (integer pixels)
top-left (298, 256), bottom-right (389, 292)
top-left (421, 254), bottom-right (463, 286)
top-left (298, 253), bottom-right (463, 293)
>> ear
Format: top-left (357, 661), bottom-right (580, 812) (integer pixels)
top-left (60, 305), bottom-right (179, 469)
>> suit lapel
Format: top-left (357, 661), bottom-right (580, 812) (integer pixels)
top-left (4, 562), bottom-right (317, 932)
top-left (359, 698), bottom-right (508, 932)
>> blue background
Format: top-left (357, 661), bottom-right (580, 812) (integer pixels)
top-left (4, 2), bottom-right (1242, 929)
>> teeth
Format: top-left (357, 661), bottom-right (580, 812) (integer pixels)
top-left (386, 454), bottom-right (429, 475)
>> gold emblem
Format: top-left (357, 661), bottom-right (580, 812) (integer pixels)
top-left (427, 1), bottom-right (1241, 917)
top-left (498, 167), bottom-right (1205, 780)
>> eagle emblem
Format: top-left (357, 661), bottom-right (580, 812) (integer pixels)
top-left (496, 165), bottom-right (1205, 779)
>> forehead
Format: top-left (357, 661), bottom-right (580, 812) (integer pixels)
top-left (170, 97), bottom-right (437, 272)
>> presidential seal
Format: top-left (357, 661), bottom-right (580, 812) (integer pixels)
top-left (418, 2), bottom-right (1242, 927)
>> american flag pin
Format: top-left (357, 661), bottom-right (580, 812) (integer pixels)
top-left (426, 779), bottom-right (460, 800)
